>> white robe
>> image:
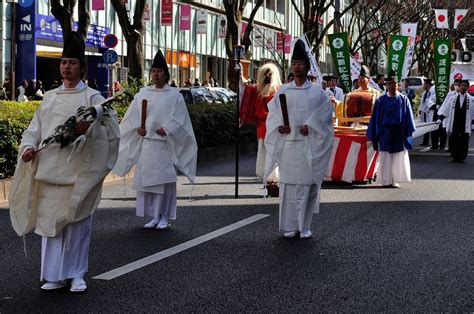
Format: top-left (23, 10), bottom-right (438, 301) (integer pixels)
top-left (264, 80), bottom-right (334, 232)
top-left (10, 81), bottom-right (120, 282)
top-left (330, 86), bottom-right (345, 102)
top-left (113, 85), bottom-right (197, 217)
top-left (438, 93), bottom-right (474, 135)
top-left (10, 82), bottom-right (120, 237)
top-left (418, 87), bottom-right (436, 123)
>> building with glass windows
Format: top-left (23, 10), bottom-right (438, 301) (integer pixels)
top-left (0, 0), bottom-right (348, 94)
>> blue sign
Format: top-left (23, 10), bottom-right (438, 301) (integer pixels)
top-left (16, 0), bottom-right (37, 86)
top-left (35, 14), bottom-right (109, 48)
top-left (18, 0), bottom-right (34, 8)
top-left (103, 50), bottom-right (118, 64)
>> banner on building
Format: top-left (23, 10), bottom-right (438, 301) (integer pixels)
top-left (36, 14), bottom-right (109, 48)
top-left (180, 4), bottom-right (191, 30)
top-left (328, 32), bottom-right (352, 93)
top-left (16, 0), bottom-right (37, 86)
top-left (349, 57), bottom-right (382, 92)
top-left (196, 9), bottom-right (208, 34)
top-left (266, 30), bottom-right (274, 49)
top-left (161, 0), bottom-right (173, 26)
top-left (400, 23), bottom-right (417, 79)
top-left (387, 34), bottom-right (409, 81)
top-left (144, 2), bottom-right (150, 21)
top-left (218, 16), bottom-right (226, 39)
top-left (92, 0), bottom-right (104, 10)
top-left (276, 32), bottom-right (284, 52)
top-left (254, 26), bottom-right (264, 48)
top-left (298, 35), bottom-right (323, 84)
top-left (284, 34), bottom-right (292, 54)
top-left (434, 39), bottom-right (452, 103)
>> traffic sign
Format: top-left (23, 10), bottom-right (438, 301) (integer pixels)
top-left (103, 50), bottom-right (118, 64)
top-left (104, 34), bottom-right (118, 49)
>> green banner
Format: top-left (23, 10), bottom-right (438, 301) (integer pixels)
top-left (328, 32), bottom-right (352, 93)
top-left (433, 39), bottom-right (452, 103)
top-left (387, 34), bottom-right (409, 81)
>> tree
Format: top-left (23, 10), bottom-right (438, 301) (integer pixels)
top-left (110, 0), bottom-right (146, 81)
top-left (51, 0), bottom-right (90, 40)
top-left (222, 0), bottom-right (264, 91)
top-left (290, 0), bottom-right (359, 61)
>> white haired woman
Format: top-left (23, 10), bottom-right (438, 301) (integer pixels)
top-left (240, 63), bottom-right (281, 191)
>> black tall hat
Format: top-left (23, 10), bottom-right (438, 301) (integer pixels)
top-left (386, 69), bottom-right (398, 82)
top-left (291, 39), bottom-right (310, 68)
top-left (359, 64), bottom-right (370, 78)
top-left (151, 49), bottom-right (170, 80)
top-left (62, 32), bottom-right (85, 63)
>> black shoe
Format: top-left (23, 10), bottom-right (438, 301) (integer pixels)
top-left (430, 146), bottom-right (438, 150)
top-left (420, 143), bottom-right (429, 147)
top-left (439, 147), bottom-right (445, 150)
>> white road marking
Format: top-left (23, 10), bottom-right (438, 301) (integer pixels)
top-left (93, 214), bottom-right (270, 280)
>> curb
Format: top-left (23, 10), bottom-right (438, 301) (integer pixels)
top-left (0, 142), bottom-right (257, 204)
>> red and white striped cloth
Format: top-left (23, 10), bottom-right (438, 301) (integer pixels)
top-left (324, 134), bottom-right (378, 183)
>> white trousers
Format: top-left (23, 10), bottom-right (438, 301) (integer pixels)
top-left (41, 216), bottom-right (92, 282)
top-left (377, 150), bottom-right (411, 186)
top-left (136, 182), bottom-right (177, 220)
top-left (279, 183), bottom-right (318, 232)
top-left (256, 139), bottom-right (279, 182)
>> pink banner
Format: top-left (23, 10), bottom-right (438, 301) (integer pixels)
top-left (162, 0), bottom-right (173, 26)
top-left (277, 32), bottom-right (284, 52)
top-left (284, 34), bottom-right (292, 54)
top-left (92, 0), bottom-right (104, 10)
top-left (180, 4), bottom-right (191, 30)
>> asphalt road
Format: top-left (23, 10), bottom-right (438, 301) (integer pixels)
top-left (1, 137), bottom-right (473, 312)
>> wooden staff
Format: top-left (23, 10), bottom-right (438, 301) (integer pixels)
top-left (279, 93), bottom-right (289, 127)
top-left (141, 99), bottom-right (147, 129)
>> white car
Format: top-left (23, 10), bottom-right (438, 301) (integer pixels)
top-left (405, 76), bottom-right (428, 90)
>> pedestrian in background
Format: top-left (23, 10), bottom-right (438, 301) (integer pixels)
top-left (438, 80), bottom-right (474, 163)
top-left (17, 80), bottom-right (28, 102)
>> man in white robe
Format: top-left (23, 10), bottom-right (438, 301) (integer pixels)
top-left (328, 75), bottom-right (345, 102)
top-left (264, 39), bottom-right (334, 239)
top-left (437, 80), bottom-right (474, 163)
top-left (418, 79), bottom-right (436, 146)
top-left (113, 50), bottom-right (197, 229)
top-left (9, 32), bottom-right (120, 292)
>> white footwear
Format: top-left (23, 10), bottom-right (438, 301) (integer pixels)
top-left (283, 231), bottom-right (298, 238)
top-left (70, 278), bottom-right (87, 292)
top-left (41, 281), bottom-right (67, 290)
top-left (300, 229), bottom-right (313, 239)
top-left (156, 222), bottom-right (170, 230)
top-left (392, 183), bottom-right (400, 188)
top-left (156, 215), bottom-right (170, 229)
top-left (144, 218), bottom-right (160, 229)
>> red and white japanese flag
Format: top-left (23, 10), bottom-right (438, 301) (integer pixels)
top-left (401, 23), bottom-right (417, 39)
top-left (434, 9), bottom-right (449, 29)
top-left (454, 9), bottom-right (469, 29)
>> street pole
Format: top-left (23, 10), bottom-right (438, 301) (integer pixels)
top-left (334, 0), bottom-right (341, 33)
top-left (10, 2), bottom-right (16, 100)
top-left (234, 45), bottom-right (243, 199)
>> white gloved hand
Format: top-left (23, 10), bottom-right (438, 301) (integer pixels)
top-left (436, 119), bottom-right (442, 124)
top-left (436, 105), bottom-right (440, 110)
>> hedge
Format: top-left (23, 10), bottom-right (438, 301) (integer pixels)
top-left (0, 100), bottom-right (255, 179)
